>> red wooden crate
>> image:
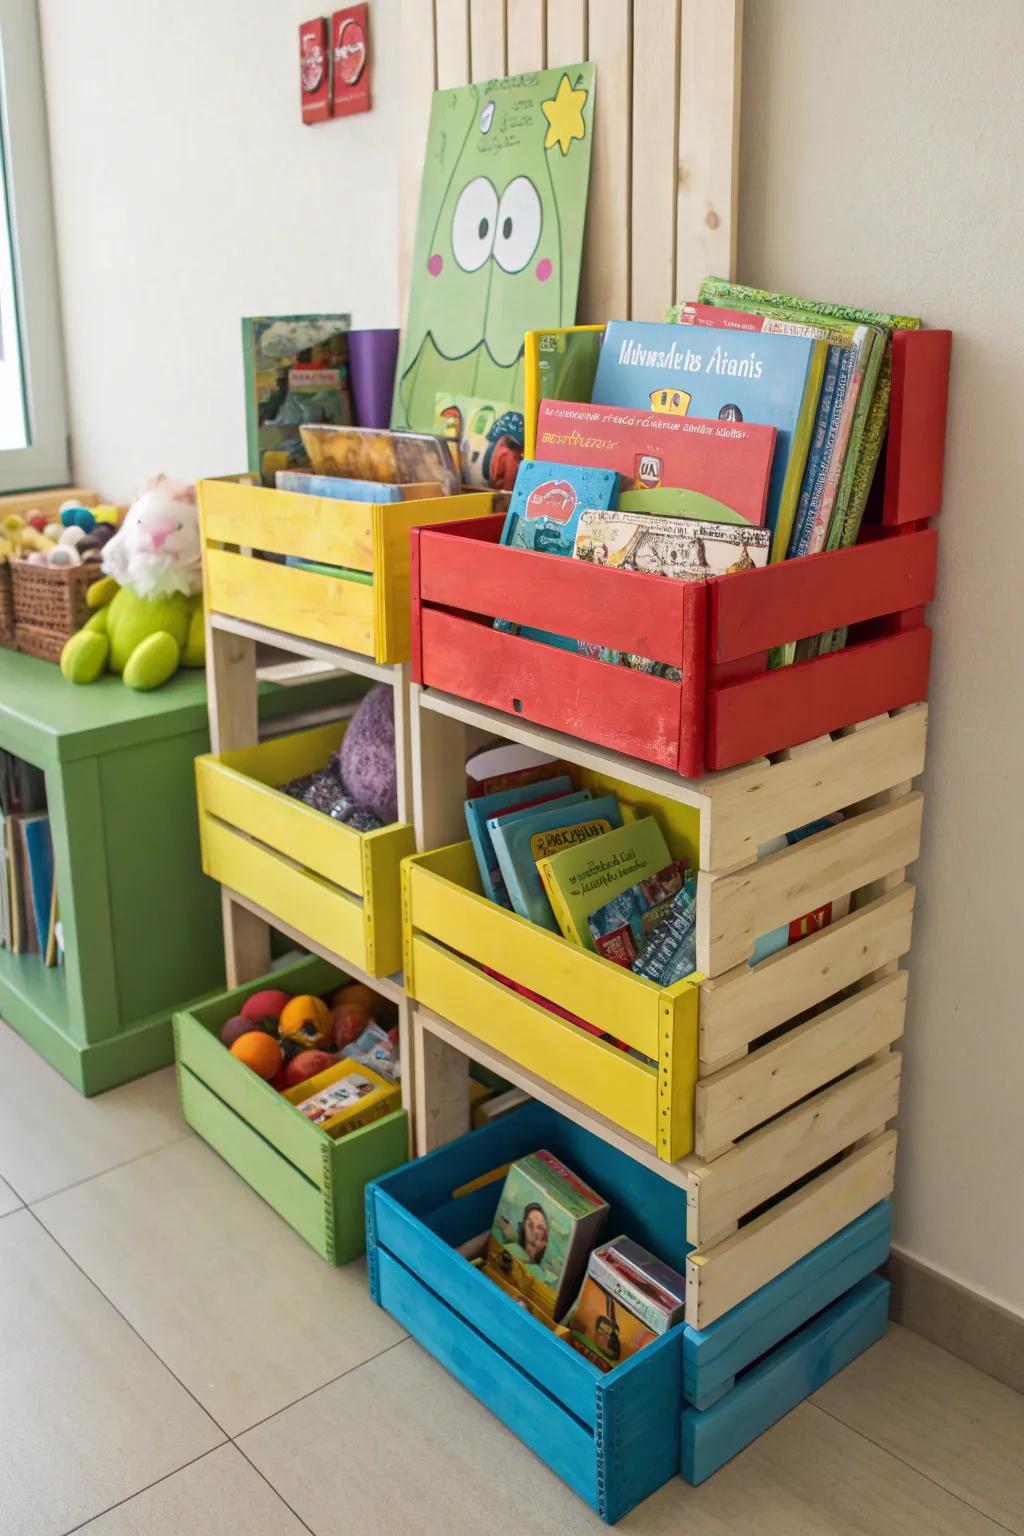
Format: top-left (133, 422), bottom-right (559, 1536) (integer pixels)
top-left (411, 330), bottom-right (951, 777)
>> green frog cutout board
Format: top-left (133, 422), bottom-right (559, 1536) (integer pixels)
top-left (393, 64), bottom-right (595, 433)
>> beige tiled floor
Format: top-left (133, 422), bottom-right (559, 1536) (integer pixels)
top-left (2, 1019), bottom-right (1021, 1536)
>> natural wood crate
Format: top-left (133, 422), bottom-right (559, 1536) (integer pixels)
top-left (366, 1100), bottom-right (890, 1519)
top-left (198, 477), bottom-right (492, 666)
top-left (411, 331), bottom-right (950, 776)
top-left (174, 953), bottom-right (408, 1263)
top-left (403, 706), bottom-right (924, 1324)
top-left (196, 718), bottom-right (414, 978)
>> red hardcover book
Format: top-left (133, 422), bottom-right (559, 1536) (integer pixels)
top-left (534, 398), bottom-right (775, 527)
top-left (299, 18), bottom-right (331, 124)
top-left (331, 4), bottom-right (371, 118)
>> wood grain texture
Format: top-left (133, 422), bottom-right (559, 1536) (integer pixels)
top-left (506, 0), bottom-right (547, 71)
top-left (435, 0), bottom-right (473, 87)
top-left (470, 0), bottom-right (508, 78)
top-left (412, 1014), bottom-right (471, 1154)
top-left (546, 0), bottom-right (586, 65)
top-left (697, 792), bottom-right (924, 975)
top-left (397, 0), bottom-right (437, 321)
top-left (579, 0), bottom-right (632, 321)
top-left (675, 0), bottom-right (742, 299)
top-left (631, 0), bottom-right (680, 320)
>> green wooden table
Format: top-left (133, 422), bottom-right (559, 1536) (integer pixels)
top-left (0, 650), bottom-right (344, 1093)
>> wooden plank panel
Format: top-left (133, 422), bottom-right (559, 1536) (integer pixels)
top-left (697, 793), bottom-right (924, 976)
top-left (700, 707), bottom-right (927, 870)
top-left (579, 0), bottom-right (632, 321)
top-left (696, 973), bottom-right (906, 1155)
top-left (686, 1131), bottom-right (897, 1328)
top-left (421, 607), bottom-right (684, 768)
top-left (709, 529), bottom-right (938, 662)
top-left (470, 0), bottom-right (508, 78)
top-left (707, 627), bottom-right (933, 772)
top-left (407, 852), bottom-right (662, 1054)
top-left (630, 0), bottom-right (680, 321)
top-left (506, 0), bottom-right (547, 71)
top-left (411, 935), bottom-right (661, 1146)
top-left (699, 884), bottom-right (916, 1064)
top-left (205, 549), bottom-right (377, 658)
top-left (883, 329), bottom-right (953, 525)
top-left (546, 0), bottom-right (587, 66)
top-left (398, 0), bottom-right (438, 323)
top-left (675, 0), bottom-right (742, 301)
top-left (200, 480), bottom-right (375, 570)
top-left (689, 1055), bottom-right (901, 1244)
top-left (435, 0), bottom-right (473, 87)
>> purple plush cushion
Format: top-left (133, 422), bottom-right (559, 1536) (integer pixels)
top-left (338, 685), bottom-right (398, 824)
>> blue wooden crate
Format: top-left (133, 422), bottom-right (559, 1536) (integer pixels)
top-left (365, 1102), bottom-right (890, 1523)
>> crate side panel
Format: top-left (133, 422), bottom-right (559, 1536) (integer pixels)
top-left (327, 1111), bottom-right (409, 1265)
top-left (200, 479), bottom-right (375, 568)
top-left (205, 549), bottom-right (377, 656)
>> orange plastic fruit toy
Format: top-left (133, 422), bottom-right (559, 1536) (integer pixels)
top-left (332, 982), bottom-right (375, 1012)
top-left (278, 993), bottom-right (332, 1049)
top-left (230, 1031), bottom-right (283, 1079)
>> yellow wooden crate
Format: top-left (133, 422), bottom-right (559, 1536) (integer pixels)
top-left (196, 720), bottom-right (414, 977)
top-left (198, 477), bottom-right (493, 664)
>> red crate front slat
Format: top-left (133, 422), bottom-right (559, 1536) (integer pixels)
top-left (708, 528), bottom-right (938, 663)
top-left (416, 516), bottom-right (690, 669)
top-left (883, 329), bottom-right (952, 526)
top-left (419, 607), bottom-right (688, 769)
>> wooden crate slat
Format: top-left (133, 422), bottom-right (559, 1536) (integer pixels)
top-left (695, 973), bottom-right (906, 1155)
top-left (205, 549), bottom-right (377, 657)
top-left (685, 1131), bottom-right (897, 1329)
top-left (200, 479), bottom-right (375, 569)
top-left (709, 528), bottom-right (938, 663)
top-left (697, 791), bottom-right (924, 976)
top-left (706, 627), bottom-right (932, 772)
top-left (699, 707), bottom-right (927, 870)
top-left (699, 883), bottom-right (916, 1065)
top-left (883, 329), bottom-right (953, 525)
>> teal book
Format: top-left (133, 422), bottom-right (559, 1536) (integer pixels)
top-left (464, 775), bottom-right (575, 906)
top-left (489, 794), bottom-right (624, 930)
top-left (18, 814), bottom-right (52, 953)
top-left (276, 470), bottom-right (407, 501)
top-left (591, 320), bottom-right (827, 561)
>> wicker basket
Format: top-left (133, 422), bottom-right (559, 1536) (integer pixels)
top-left (11, 559), bottom-right (95, 662)
top-left (0, 563), bottom-right (14, 648)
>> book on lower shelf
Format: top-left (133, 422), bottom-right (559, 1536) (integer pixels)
top-left (0, 750), bottom-right (61, 965)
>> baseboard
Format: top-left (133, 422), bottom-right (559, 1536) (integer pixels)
top-left (886, 1248), bottom-right (1024, 1395)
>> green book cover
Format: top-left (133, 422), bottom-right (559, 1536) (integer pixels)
top-left (538, 815), bottom-right (672, 949)
top-left (616, 487), bottom-right (747, 524)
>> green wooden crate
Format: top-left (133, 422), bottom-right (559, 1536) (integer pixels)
top-left (173, 953), bottom-right (409, 1263)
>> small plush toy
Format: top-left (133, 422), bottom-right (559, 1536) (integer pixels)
top-left (60, 475), bottom-right (204, 690)
top-left (337, 684), bottom-right (398, 824)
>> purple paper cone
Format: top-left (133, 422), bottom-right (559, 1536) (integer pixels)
top-left (348, 328), bottom-right (400, 429)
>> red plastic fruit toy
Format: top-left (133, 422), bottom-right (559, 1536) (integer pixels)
top-left (284, 1049), bottom-right (334, 1088)
top-left (230, 1031), bottom-right (283, 1079)
top-left (332, 982), bottom-right (375, 1012)
top-left (240, 988), bottom-right (291, 1024)
top-left (332, 1002), bottom-right (370, 1050)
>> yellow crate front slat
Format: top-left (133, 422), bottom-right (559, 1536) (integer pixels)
top-left (205, 548), bottom-right (378, 655)
top-left (410, 934), bottom-right (660, 1146)
top-left (406, 846), bottom-right (662, 1059)
top-left (200, 478), bottom-right (376, 569)
top-left (202, 815), bottom-right (369, 972)
top-left (371, 493), bottom-right (493, 663)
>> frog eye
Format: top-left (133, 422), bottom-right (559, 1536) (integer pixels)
top-left (451, 177), bottom-right (498, 272)
top-left (494, 177), bottom-right (542, 274)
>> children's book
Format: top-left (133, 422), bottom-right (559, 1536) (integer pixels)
top-left (630, 874), bottom-right (697, 985)
top-left (586, 858), bottom-right (689, 966)
top-left (299, 423), bottom-right (460, 496)
top-left (20, 815), bottom-right (53, 954)
top-left (490, 794), bottom-right (623, 930)
top-left (750, 814), bottom-right (848, 963)
top-left (45, 882), bottom-right (59, 968)
top-left (242, 316), bottom-right (352, 486)
top-left (485, 1150), bottom-right (608, 1323)
top-left (494, 460), bottom-right (620, 651)
top-left (615, 487), bottom-right (746, 523)
top-left (464, 774), bottom-right (575, 906)
top-left (591, 320), bottom-right (826, 560)
top-left (587, 1235), bottom-right (686, 1334)
top-left (534, 398), bottom-right (775, 527)
top-left (573, 509), bottom-right (770, 579)
top-left (275, 470), bottom-right (444, 501)
top-left (537, 815), bottom-right (672, 947)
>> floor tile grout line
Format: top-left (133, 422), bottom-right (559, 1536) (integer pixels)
top-left (25, 1205), bottom-right (232, 1441)
top-left (231, 1443), bottom-right (319, 1536)
top-left (22, 1128), bottom-right (196, 1209)
top-left (807, 1399), bottom-right (1019, 1535)
top-left (233, 1334), bottom-right (411, 1439)
top-left (58, 1442), bottom-right (230, 1536)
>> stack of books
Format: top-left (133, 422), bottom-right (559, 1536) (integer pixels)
top-left (0, 751), bottom-right (60, 964)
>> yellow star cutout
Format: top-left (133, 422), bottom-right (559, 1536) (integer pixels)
top-left (541, 74), bottom-right (588, 156)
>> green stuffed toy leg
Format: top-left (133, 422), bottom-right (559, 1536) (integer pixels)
top-left (122, 631), bottom-right (183, 690)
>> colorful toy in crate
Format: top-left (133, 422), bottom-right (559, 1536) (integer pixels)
top-left (61, 475), bottom-right (205, 690)
top-left (0, 500), bottom-right (119, 572)
top-left (218, 976), bottom-right (400, 1125)
top-left (281, 683), bottom-right (398, 829)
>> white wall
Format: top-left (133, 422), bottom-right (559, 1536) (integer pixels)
top-left (38, 0), bottom-right (402, 500)
top-left (740, 0), bottom-right (1021, 1318)
top-left (39, 0), bottom-right (1023, 1316)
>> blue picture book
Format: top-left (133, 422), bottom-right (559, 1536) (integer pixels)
top-left (591, 320), bottom-right (826, 560)
top-left (490, 793), bottom-right (624, 930)
top-left (465, 775), bottom-right (575, 907)
top-left (276, 470), bottom-right (407, 502)
top-left (495, 460), bottom-right (619, 651)
top-left (20, 814), bottom-right (53, 954)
